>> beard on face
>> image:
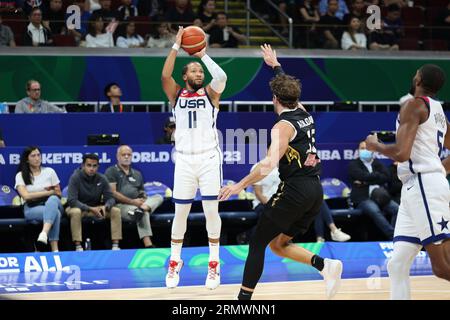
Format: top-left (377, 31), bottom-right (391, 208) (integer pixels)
top-left (187, 78), bottom-right (204, 91)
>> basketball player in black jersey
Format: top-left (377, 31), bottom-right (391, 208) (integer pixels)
top-left (219, 44), bottom-right (343, 300)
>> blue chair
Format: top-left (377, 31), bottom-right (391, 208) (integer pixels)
top-left (321, 178), bottom-right (362, 218)
top-left (0, 185), bottom-right (19, 206)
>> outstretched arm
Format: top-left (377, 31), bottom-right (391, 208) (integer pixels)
top-left (193, 47), bottom-right (227, 108)
top-left (365, 99), bottom-right (428, 162)
top-left (218, 121), bottom-right (293, 201)
top-left (161, 27), bottom-right (183, 106)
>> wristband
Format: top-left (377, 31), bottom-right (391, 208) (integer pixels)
top-left (172, 43), bottom-right (180, 51)
top-left (273, 65), bottom-right (285, 76)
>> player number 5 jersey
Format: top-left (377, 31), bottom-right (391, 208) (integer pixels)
top-left (397, 96), bottom-right (447, 182)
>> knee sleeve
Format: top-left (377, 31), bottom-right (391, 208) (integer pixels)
top-left (202, 200), bottom-right (221, 239)
top-left (171, 203), bottom-right (192, 240)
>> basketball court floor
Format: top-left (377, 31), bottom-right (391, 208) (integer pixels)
top-left (1, 247), bottom-right (449, 300)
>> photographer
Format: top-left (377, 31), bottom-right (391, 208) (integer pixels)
top-left (348, 140), bottom-right (398, 240)
top-left (66, 153), bottom-right (122, 251)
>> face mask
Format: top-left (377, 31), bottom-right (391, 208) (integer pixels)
top-left (359, 149), bottom-right (373, 162)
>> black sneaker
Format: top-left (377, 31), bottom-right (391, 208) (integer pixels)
top-left (132, 208), bottom-right (145, 221)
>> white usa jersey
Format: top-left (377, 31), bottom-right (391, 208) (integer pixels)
top-left (397, 96), bottom-right (447, 183)
top-left (173, 88), bottom-right (220, 154)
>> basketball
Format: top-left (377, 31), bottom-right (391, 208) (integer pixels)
top-left (181, 26), bottom-right (206, 55)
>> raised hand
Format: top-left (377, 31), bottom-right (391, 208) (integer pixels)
top-left (365, 133), bottom-right (379, 151)
top-left (260, 43), bottom-right (281, 68)
top-left (175, 26), bottom-right (184, 46)
top-left (192, 46), bottom-right (206, 58)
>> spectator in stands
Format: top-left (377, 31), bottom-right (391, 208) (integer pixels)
top-left (383, 0), bottom-right (407, 7)
top-left (318, 0), bottom-right (343, 49)
top-left (342, 0), bottom-right (365, 25)
top-left (84, 15), bottom-right (115, 47)
top-left (383, 4), bottom-right (404, 41)
top-left (105, 145), bottom-right (164, 248)
top-left (24, 7), bottom-right (53, 46)
top-left (297, 0), bottom-right (320, 48)
top-left (15, 80), bottom-right (65, 113)
top-left (92, 0), bottom-right (119, 23)
top-left (319, 0), bottom-right (348, 20)
top-left (43, 0), bottom-right (66, 35)
top-left (436, 1), bottom-right (450, 48)
top-left (66, 153), bottom-right (122, 251)
top-left (100, 82), bottom-right (126, 112)
top-left (341, 16), bottom-right (367, 50)
top-left (368, 22), bottom-right (399, 50)
top-left (155, 116), bottom-right (175, 144)
top-left (165, 0), bottom-right (196, 32)
top-left (195, 0), bottom-right (216, 33)
top-left (116, 21), bottom-right (144, 47)
top-left (146, 21), bottom-right (175, 48)
top-left (208, 12), bottom-right (247, 48)
top-left (0, 14), bottom-right (16, 46)
top-left (66, 0), bottom-right (91, 44)
top-left (23, 0), bottom-right (45, 16)
top-left (15, 146), bottom-right (63, 252)
top-left (117, 0), bottom-right (138, 21)
top-left (0, 128), bottom-right (5, 147)
top-left (137, 0), bottom-right (165, 18)
top-left (315, 201), bottom-right (351, 242)
top-left (348, 141), bottom-right (398, 239)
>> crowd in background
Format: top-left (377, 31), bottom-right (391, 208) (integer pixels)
top-left (0, 0), bottom-right (448, 50)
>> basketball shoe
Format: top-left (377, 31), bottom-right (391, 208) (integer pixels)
top-left (166, 260), bottom-right (184, 289)
top-left (320, 258), bottom-right (343, 299)
top-left (205, 261), bottom-right (220, 290)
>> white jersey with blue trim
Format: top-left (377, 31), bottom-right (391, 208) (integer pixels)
top-left (172, 87), bottom-right (220, 154)
top-left (397, 96), bottom-right (447, 183)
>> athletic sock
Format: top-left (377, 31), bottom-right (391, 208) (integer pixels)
top-left (237, 288), bottom-right (253, 300)
top-left (209, 241), bottom-right (220, 262)
top-left (311, 255), bottom-right (325, 272)
top-left (170, 241), bottom-right (183, 262)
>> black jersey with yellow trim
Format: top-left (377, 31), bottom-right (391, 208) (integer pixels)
top-left (277, 107), bottom-right (321, 181)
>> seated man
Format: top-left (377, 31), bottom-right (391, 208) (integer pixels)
top-left (15, 80), bottom-right (66, 113)
top-left (100, 82), bottom-right (126, 113)
top-left (66, 153), bottom-right (122, 251)
top-left (348, 140), bottom-right (398, 239)
top-left (155, 117), bottom-right (175, 145)
top-left (105, 145), bottom-right (164, 248)
top-left (208, 12), bottom-right (247, 48)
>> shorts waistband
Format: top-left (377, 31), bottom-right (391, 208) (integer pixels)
top-left (175, 146), bottom-right (218, 155)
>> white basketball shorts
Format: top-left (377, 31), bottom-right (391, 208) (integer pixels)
top-left (172, 148), bottom-right (223, 203)
top-left (394, 172), bottom-right (450, 246)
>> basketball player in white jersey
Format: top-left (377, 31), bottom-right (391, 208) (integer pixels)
top-left (161, 27), bottom-right (227, 290)
top-left (365, 64), bottom-right (450, 299)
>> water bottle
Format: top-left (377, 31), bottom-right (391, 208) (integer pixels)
top-left (85, 238), bottom-right (91, 251)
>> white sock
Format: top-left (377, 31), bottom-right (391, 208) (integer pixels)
top-left (209, 241), bottom-right (220, 262)
top-left (170, 241), bottom-right (183, 262)
top-left (387, 241), bottom-right (421, 300)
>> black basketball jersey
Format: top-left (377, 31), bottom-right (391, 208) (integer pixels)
top-left (277, 108), bottom-right (321, 181)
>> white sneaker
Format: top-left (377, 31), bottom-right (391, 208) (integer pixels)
top-left (166, 260), bottom-right (183, 289)
top-left (320, 258), bottom-right (343, 299)
top-left (37, 232), bottom-right (48, 245)
top-left (331, 229), bottom-right (351, 242)
top-left (112, 245), bottom-right (121, 250)
top-left (75, 246), bottom-right (84, 252)
top-left (205, 261), bottom-right (220, 290)
top-left (316, 236), bottom-right (326, 243)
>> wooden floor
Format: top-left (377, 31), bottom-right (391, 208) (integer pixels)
top-left (4, 276), bottom-right (450, 300)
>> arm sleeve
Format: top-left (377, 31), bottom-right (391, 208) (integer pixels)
top-left (341, 32), bottom-right (352, 50)
top-left (201, 54), bottom-right (227, 94)
top-left (116, 36), bottom-right (128, 48)
top-left (102, 177), bottom-right (116, 209)
top-left (49, 168), bottom-right (60, 186)
top-left (273, 66), bottom-right (285, 76)
top-left (14, 101), bottom-right (26, 113)
top-left (348, 160), bottom-right (382, 184)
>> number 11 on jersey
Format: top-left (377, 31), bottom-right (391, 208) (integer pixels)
top-left (188, 111), bottom-right (197, 128)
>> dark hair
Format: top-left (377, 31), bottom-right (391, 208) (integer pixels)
top-left (418, 64), bottom-right (446, 94)
top-left (87, 15), bottom-right (104, 37)
top-left (104, 82), bottom-right (119, 98)
top-left (17, 146), bottom-right (41, 186)
top-left (270, 74), bottom-right (301, 109)
top-left (197, 0), bottom-right (214, 16)
top-left (215, 11), bottom-right (226, 18)
top-left (347, 15), bottom-right (361, 43)
top-left (181, 62), bottom-right (201, 77)
top-left (30, 7), bottom-right (42, 17)
top-left (117, 20), bottom-right (135, 39)
top-left (82, 153), bottom-right (99, 164)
